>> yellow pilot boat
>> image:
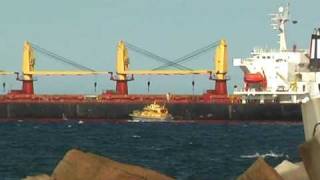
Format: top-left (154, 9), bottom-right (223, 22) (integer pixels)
top-left (129, 102), bottom-right (173, 122)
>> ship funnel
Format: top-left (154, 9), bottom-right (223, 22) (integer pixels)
top-left (309, 28), bottom-right (320, 71)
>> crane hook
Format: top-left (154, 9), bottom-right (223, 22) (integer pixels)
top-left (147, 81), bottom-right (150, 93)
top-left (94, 82), bottom-right (97, 93)
top-left (192, 80), bottom-right (195, 95)
top-left (2, 82), bottom-right (5, 93)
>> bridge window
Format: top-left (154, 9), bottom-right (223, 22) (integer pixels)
top-left (276, 59), bottom-right (284, 62)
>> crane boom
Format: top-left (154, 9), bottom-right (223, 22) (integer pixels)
top-left (28, 71), bottom-right (109, 76)
top-left (0, 71), bottom-right (14, 75)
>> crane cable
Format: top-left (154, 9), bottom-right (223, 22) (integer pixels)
top-left (125, 42), bottom-right (193, 71)
top-left (30, 43), bottom-right (96, 72)
top-left (153, 40), bottom-right (220, 70)
top-left (29, 40), bottom-right (219, 73)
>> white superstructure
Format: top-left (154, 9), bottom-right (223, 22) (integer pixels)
top-left (233, 4), bottom-right (320, 104)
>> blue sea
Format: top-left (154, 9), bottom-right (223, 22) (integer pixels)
top-left (0, 120), bottom-right (304, 180)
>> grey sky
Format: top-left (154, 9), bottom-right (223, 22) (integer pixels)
top-left (0, 0), bottom-right (319, 94)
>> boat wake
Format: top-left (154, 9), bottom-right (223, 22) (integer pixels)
top-left (240, 151), bottom-right (288, 159)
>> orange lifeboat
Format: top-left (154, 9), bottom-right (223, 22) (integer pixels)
top-left (244, 72), bottom-right (267, 90)
top-left (244, 73), bottom-right (265, 83)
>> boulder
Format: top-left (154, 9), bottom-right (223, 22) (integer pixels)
top-left (237, 157), bottom-right (283, 180)
top-left (275, 160), bottom-right (309, 180)
top-left (299, 132), bottom-right (320, 180)
top-left (21, 174), bottom-right (51, 180)
top-left (51, 149), bottom-right (175, 180)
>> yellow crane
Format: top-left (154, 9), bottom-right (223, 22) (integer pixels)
top-left (113, 39), bottom-right (228, 95)
top-left (15, 41), bottom-right (110, 94)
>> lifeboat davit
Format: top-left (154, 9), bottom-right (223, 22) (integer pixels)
top-left (244, 73), bottom-right (265, 83)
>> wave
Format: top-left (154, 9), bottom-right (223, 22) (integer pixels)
top-left (240, 151), bottom-right (287, 159)
top-left (132, 135), bottom-right (141, 138)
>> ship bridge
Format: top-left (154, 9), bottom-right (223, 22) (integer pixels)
top-left (232, 4), bottom-right (310, 104)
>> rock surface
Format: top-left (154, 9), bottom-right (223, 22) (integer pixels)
top-left (51, 149), bottom-right (175, 180)
top-left (275, 160), bottom-right (309, 180)
top-left (299, 132), bottom-right (320, 180)
top-left (237, 157), bottom-right (283, 180)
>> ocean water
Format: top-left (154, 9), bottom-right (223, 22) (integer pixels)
top-left (0, 120), bottom-right (304, 180)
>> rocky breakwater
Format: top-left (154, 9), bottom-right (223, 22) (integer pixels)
top-left (22, 149), bottom-right (174, 180)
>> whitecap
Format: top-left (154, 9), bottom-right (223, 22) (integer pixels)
top-left (262, 151), bottom-right (284, 158)
top-left (132, 135), bottom-right (141, 138)
top-left (240, 151), bottom-right (285, 159)
top-left (62, 113), bottom-right (68, 121)
top-left (240, 152), bottom-right (260, 159)
top-left (78, 120), bottom-right (84, 124)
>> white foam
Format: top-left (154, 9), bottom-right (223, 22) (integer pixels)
top-left (240, 151), bottom-right (285, 159)
top-left (132, 135), bottom-right (141, 138)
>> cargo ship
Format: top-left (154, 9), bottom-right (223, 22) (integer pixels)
top-left (0, 4), bottom-right (316, 121)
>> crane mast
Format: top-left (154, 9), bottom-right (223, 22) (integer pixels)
top-left (214, 39), bottom-right (228, 80)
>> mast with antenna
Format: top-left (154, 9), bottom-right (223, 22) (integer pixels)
top-left (270, 4), bottom-right (290, 51)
